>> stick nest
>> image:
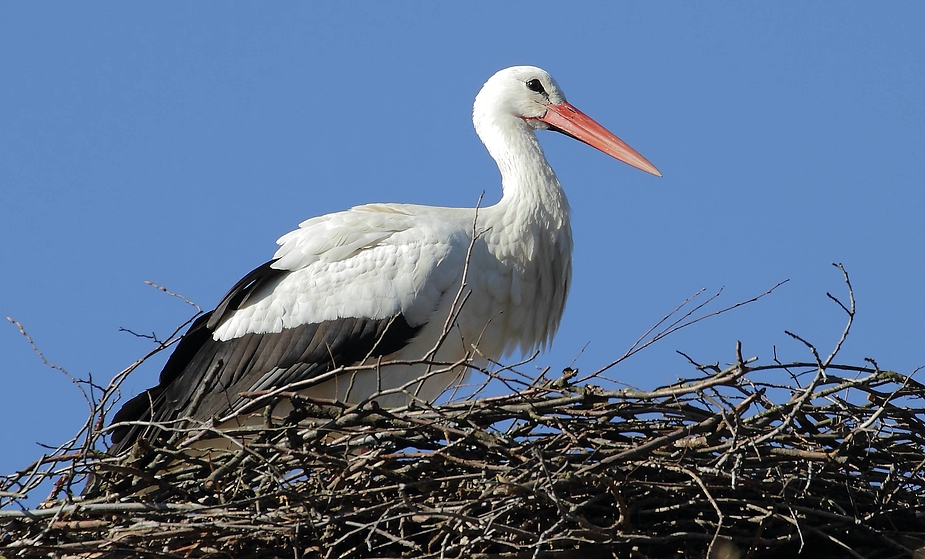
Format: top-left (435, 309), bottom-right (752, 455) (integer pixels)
top-left (3, 357), bottom-right (924, 558)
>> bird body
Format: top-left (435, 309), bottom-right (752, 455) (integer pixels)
top-left (109, 66), bottom-right (659, 453)
top-left (219, 198), bottom-right (571, 362)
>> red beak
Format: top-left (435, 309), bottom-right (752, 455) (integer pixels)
top-left (537, 101), bottom-right (662, 177)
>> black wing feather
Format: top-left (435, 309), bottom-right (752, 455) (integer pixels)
top-left (110, 260), bottom-right (421, 453)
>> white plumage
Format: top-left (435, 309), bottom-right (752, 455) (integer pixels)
top-left (110, 66), bottom-right (660, 451)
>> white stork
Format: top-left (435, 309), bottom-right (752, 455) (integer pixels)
top-left (109, 66), bottom-right (660, 452)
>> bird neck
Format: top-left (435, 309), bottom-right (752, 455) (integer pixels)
top-left (473, 115), bottom-right (573, 355)
top-left (478, 116), bottom-right (571, 227)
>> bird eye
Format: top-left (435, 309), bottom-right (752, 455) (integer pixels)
top-left (525, 79), bottom-right (546, 94)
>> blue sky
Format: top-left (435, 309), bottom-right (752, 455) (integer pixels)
top-left (2, 4), bottom-right (922, 479)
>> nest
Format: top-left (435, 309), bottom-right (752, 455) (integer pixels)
top-left (3, 268), bottom-right (924, 558)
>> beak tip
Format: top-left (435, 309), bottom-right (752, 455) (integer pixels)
top-left (637, 161), bottom-right (662, 178)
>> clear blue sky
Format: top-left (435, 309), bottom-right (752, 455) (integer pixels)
top-left (2, 4), bottom-right (922, 478)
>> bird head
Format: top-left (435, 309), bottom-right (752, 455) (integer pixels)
top-left (474, 66), bottom-right (661, 177)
